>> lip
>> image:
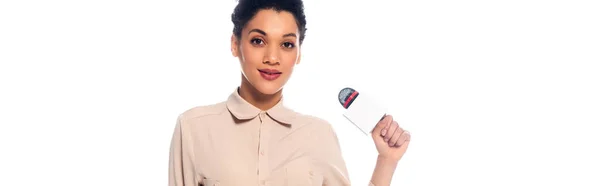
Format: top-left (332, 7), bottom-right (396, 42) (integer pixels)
top-left (258, 69), bottom-right (282, 81)
top-left (258, 69), bottom-right (282, 74)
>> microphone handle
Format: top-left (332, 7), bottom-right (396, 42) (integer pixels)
top-left (342, 93), bottom-right (388, 135)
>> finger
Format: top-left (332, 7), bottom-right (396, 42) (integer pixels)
top-left (398, 131), bottom-right (411, 151)
top-left (373, 115), bottom-right (393, 136)
top-left (395, 129), bottom-right (408, 147)
top-left (384, 120), bottom-right (398, 142)
top-left (388, 124), bottom-right (403, 146)
top-left (381, 115), bottom-right (393, 136)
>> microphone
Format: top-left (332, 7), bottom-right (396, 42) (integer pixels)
top-left (338, 87), bottom-right (388, 135)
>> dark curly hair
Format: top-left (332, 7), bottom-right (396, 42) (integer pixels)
top-left (231, 0), bottom-right (307, 45)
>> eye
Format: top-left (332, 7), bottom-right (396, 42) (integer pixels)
top-left (282, 42), bottom-right (295, 49)
top-left (250, 38), bottom-right (265, 46)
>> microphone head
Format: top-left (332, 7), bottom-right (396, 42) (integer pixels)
top-left (338, 87), bottom-right (359, 109)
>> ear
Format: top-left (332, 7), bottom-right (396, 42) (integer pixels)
top-left (231, 34), bottom-right (239, 57)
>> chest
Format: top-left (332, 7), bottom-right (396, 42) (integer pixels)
top-left (193, 120), bottom-right (324, 186)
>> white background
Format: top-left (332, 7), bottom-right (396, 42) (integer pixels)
top-left (1, 0), bottom-right (599, 185)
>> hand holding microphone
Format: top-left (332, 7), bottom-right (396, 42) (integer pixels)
top-left (338, 87), bottom-right (411, 161)
top-left (372, 115), bottom-right (411, 162)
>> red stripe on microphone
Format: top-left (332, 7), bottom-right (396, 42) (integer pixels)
top-left (343, 91), bottom-right (358, 108)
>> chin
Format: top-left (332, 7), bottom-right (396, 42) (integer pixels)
top-left (252, 81), bottom-right (284, 95)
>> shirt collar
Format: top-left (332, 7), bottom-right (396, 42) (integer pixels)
top-left (226, 88), bottom-right (296, 125)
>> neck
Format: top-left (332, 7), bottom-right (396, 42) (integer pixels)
top-left (238, 75), bottom-right (282, 111)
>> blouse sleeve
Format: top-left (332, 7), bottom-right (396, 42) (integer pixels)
top-left (168, 115), bottom-right (198, 186)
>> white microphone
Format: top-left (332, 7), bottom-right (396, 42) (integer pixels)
top-left (338, 87), bottom-right (388, 135)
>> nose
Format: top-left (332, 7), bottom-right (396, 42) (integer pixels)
top-left (262, 44), bottom-right (280, 65)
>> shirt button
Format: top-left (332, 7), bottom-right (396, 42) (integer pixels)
top-left (260, 150), bottom-right (265, 155)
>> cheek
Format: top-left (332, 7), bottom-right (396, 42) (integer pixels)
top-left (282, 54), bottom-right (299, 69)
top-left (281, 49), bottom-right (299, 63)
top-left (240, 45), bottom-right (262, 66)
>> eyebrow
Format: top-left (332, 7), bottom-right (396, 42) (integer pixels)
top-left (283, 33), bottom-right (297, 38)
top-left (248, 29), bottom-right (267, 36)
top-left (248, 28), bottom-right (297, 38)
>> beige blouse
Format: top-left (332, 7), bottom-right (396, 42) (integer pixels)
top-left (169, 88), bottom-right (375, 186)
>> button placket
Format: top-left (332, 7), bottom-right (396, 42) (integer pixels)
top-left (256, 111), bottom-right (270, 182)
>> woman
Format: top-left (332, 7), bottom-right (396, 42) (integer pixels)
top-left (168, 0), bottom-right (411, 185)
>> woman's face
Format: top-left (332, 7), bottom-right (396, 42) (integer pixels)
top-left (231, 9), bottom-right (301, 95)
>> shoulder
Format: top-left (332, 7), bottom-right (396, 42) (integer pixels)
top-left (177, 101), bottom-right (228, 124)
top-left (292, 113), bottom-right (338, 136)
top-left (298, 114), bottom-right (331, 127)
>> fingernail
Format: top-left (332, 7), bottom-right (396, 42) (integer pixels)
top-left (381, 129), bottom-right (387, 136)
